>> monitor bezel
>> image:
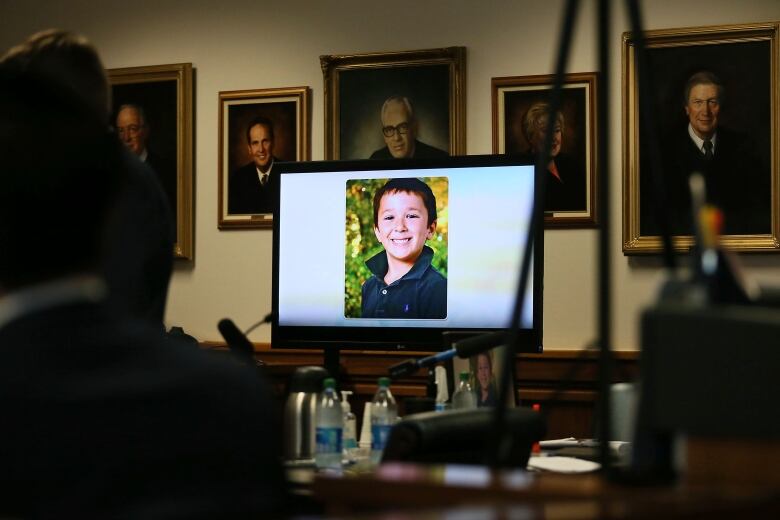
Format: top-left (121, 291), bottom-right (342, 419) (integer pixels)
top-left (271, 154), bottom-right (543, 353)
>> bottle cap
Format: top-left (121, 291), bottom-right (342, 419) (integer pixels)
top-left (531, 403), bottom-right (541, 453)
top-left (323, 377), bottom-right (336, 390)
top-left (459, 371), bottom-right (470, 382)
top-left (340, 390), bottom-right (352, 413)
top-left (378, 376), bottom-right (390, 387)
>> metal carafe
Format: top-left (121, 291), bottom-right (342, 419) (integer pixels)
top-left (283, 366), bottom-right (328, 462)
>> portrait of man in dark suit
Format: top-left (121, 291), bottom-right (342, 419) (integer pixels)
top-left (369, 96), bottom-right (448, 160)
top-left (218, 88), bottom-right (307, 228)
top-left (323, 48), bottom-right (465, 160)
top-left (111, 83), bottom-right (179, 219)
top-left (109, 64), bottom-right (192, 259)
top-left (228, 116), bottom-right (278, 215)
top-left (626, 27), bottom-right (774, 251)
top-left (642, 70), bottom-right (770, 236)
top-left (116, 103), bottom-right (177, 218)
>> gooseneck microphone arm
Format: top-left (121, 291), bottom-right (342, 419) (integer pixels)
top-left (218, 317), bottom-right (260, 367)
top-left (485, 0), bottom-right (579, 470)
top-left (243, 312), bottom-right (273, 336)
top-left (388, 332), bottom-right (509, 380)
top-left (389, 350), bottom-right (456, 379)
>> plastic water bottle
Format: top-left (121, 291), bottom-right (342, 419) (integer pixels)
top-left (370, 377), bottom-right (397, 465)
top-left (315, 378), bottom-right (343, 470)
top-left (340, 390), bottom-right (358, 457)
top-left (452, 371), bottom-right (477, 409)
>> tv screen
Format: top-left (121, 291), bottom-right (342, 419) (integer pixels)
top-left (272, 154), bottom-right (542, 352)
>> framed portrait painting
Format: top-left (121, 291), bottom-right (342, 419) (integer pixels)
top-left (218, 86), bottom-right (310, 229)
top-left (108, 63), bottom-right (193, 259)
top-left (492, 72), bottom-right (598, 228)
top-left (321, 47), bottom-right (466, 160)
top-left (452, 346), bottom-right (516, 408)
top-left (623, 22), bottom-right (779, 253)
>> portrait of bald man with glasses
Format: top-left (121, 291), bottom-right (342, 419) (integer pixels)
top-left (116, 103), bottom-right (177, 217)
top-left (369, 96), bottom-right (448, 159)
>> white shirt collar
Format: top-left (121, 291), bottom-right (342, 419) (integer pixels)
top-left (255, 159), bottom-right (274, 183)
top-left (139, 148), bottom-right (149, 162)
top-left (0, 275), bottom-right (106, 331)
top-left (688, 123), bottom-right (717, 154)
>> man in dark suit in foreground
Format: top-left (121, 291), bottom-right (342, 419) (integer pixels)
top-left (0, 73), bottom-right (288, 518)
top-left (369, 96), bottom-right (449, 159)
top-left (0, 30), bottom-right (174, 329)
top-left (229, 116), bottom-right (278, 214)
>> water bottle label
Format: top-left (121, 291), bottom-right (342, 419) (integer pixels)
top-left (316, 427), bottom-right (343, 454)
top-left (371, 424), bottom-right (392, 451)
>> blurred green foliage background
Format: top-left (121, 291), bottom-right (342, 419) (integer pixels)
top-left (344, 176), bottom-right (449, 318)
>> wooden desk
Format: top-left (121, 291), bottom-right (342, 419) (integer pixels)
top-left (312, 463), bottom-right (780, 518)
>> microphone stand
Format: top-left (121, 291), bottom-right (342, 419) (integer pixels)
top-left (493, 0), bottom-right (665, 475)
top-left (486, 0), bottom-right (578, 470)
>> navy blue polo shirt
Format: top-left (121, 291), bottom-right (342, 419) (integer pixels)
top-left (360, 245), bottom-right (447, 319)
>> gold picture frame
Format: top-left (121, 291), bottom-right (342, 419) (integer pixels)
top-left (108, 63), bottom-right (193, 259)
top-left (623, 22), bottom-right (779, 253)
top-left (492, 72), bottom-right (598, 228)
top-left (321, 47), bottom-right (466, 160)
top-left (218, 86), bottom-right (310, 229)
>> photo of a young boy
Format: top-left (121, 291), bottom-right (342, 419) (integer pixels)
top-left (360, 178), bottom-right (447, 319)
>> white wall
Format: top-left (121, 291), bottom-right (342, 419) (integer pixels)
top-left (2, 0), bottom-right (778, 349)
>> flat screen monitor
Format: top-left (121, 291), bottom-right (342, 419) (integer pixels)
top-left (272, 154), bottom-right (542, 353)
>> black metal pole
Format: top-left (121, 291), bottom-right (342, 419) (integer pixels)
top-left (597, 0), bottom-right (613, 475)
top-left (488, 0), bottom-right (580, 469)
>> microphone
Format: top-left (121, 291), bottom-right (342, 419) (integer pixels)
top-left (452, 331), bottom-right (508, 359)
top-left (388, 331), bottom-right (509, 378)
top-left (218, 318), bottom-right (257, 367)
top-left (389, 359), bottom-right (419, 379)
top-left (389, 350), bottom-right (458, 378)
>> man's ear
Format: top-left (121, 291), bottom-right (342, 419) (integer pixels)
top-left (426, 220), bottom-right (437, 239)
top-left (374, 226), bottom-right (382, 243)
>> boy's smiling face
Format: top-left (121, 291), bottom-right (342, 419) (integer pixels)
top-left (374, 190), bottom-right (436, 265)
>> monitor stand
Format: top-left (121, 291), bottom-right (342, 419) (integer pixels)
top-left (324, 347), bottom-right (340, 382)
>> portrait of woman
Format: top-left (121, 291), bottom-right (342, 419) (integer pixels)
top-left (475, 352), bottom-right (498, 407)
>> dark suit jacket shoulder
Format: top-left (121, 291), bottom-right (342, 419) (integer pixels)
top-left (513, 152), bottom-right (587, 213)
top-left (369, 139), bottom-right (449, 159)
top-left (228, 160), bottom-right (277, 215)
top-left (145, 149), bottom-right (177, 218)
top-left (643, 125), bottom-right (770, 236)
top-left (0, 302), bottom-right (288, 518)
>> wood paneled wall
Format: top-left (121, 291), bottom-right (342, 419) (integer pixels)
top-left (202, 343), bottom-right (638, 439)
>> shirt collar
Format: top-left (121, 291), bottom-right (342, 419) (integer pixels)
top-left (255, 158), bottom-right (274, 181)
top-left (0, 275), bottom-right (106, 331)
top-left (139, 148), bottom-right (149, 163)
top-left (688, 123), bottom-right (717, 154)
top-left (366, 245), bottom-right (435, 282)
